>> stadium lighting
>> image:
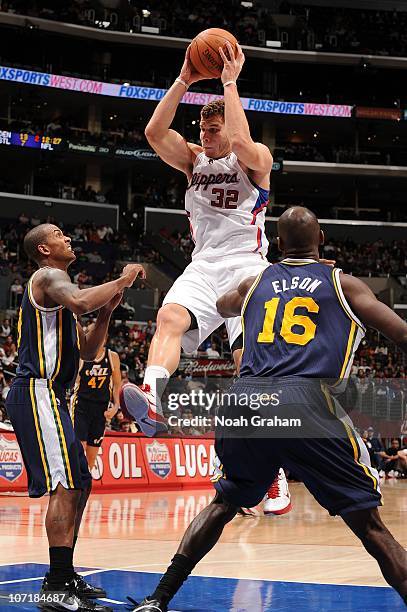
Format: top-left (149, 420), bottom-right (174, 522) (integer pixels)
top-left (241, 1), bottom-right (253, 6)
top-left (142, 9), bottom-right (151, 17)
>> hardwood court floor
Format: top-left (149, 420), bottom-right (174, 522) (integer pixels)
top-left (0, 480), bottom-right (406, 589)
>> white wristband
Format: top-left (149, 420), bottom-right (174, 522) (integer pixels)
top-left (175, 77), bottom-right (189, 89)
top-left (223, 80), bottom-right (237, 88)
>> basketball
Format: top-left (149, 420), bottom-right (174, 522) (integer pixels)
top-left (189, 28), bottom-right (238, 79)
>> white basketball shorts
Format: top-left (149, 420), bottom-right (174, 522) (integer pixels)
top-left (162, 254), bottom-right (270, 353)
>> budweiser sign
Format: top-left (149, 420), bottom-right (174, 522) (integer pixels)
top-left (179, 358), bottom-right (235, 377)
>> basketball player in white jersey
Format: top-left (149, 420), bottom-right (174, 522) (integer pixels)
top-left (127, 41), bottom-right (290, 514)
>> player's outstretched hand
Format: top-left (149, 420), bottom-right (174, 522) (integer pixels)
top-left (179, 44), bottom-right (211, 86)
top-left (120, 264), bottom-right (146, 287)
top-left (219, 41), bottom-right (245, 84)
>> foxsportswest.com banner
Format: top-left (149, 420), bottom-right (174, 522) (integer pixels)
top-left (0, 65), bottom-right (353, 117)
top-left (0, 432), bottom-right (215, 493)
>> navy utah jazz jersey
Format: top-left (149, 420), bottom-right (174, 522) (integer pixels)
top-left (240, 259), bottom-right (365, 379)
top-left (16, 269), bottom-right (80, 388)
top-left (75, 350), bottom-right (113, 405)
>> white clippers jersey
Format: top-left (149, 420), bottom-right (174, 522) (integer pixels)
top-left (185, 151), bottom-right (269, 261)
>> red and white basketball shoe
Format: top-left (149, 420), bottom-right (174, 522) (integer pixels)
top-left (120, 382), bottom-right (168, 437)
top-left (263, 468), bottom-right (292, 515)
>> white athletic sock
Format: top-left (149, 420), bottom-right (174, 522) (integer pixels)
top-left (143, 365), bottom-right (170, 409)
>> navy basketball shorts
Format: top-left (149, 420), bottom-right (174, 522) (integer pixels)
top-left (6, 378), bottom-right (91, 498)
top-left (72, 398), bottom-right (107, 447)
top-left (212, 376), bottom-right (382, 515)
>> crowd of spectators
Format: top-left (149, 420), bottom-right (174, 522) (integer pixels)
top-left (166, 228), bottom-right (407, 278)
top-left (352, 328), bottom-right (406, 382)
top-left (282, 143), bottom-right (407, 167)
top-left (320, 238), bottom-right (407, 278)
top-left (4, 1), bottom-right (407, 57)
top-left (0, 213), bottom-right (161, 307)
top-left (361, 429), bottom-right (407, 478)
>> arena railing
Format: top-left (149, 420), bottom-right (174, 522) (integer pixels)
top-left (0, 192), bottom-right (119, 229)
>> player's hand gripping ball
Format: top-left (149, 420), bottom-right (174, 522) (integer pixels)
top-left (189, 28), bottom-right (238, 78)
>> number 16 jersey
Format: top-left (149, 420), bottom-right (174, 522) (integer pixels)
top-left (240, 260), bottom-right (366, 379)
top-left (185, 151), bottom-right (269, 261)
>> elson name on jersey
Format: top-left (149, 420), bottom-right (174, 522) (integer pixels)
top-left (271, 275), bottom-right (322, 294)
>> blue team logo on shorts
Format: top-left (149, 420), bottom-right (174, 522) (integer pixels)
top-left (146, 440), bottom-right (171, 479)
top-left (0, 435), bottom-right (23, 482)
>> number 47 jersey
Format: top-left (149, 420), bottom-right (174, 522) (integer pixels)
top-left (185, 151), bottom-right (269, 261)
top-left (240, 259), bottom-right (366, 379)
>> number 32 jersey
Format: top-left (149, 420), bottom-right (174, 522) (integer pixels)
top-left (240, 260), bottom-right (366, 379)
top-left (185, 151), bottom-right (269, 261)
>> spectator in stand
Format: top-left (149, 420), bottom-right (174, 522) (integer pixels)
top-left (0, 319), bottom-right (11, 338)
top-left (354, 368), bottom-right (371, 395)
top-left (9, 278), bottom-right (24, 308)
top-left (144, 320), bottom-right (154, 341)
top-left (74, 269), bottom-right (91, 286)
top-left (379, 438), bottom-right (403, 478)
top-left (206, 343), bottom-right (220, 358)
top-left (0, 240), bottom-right (9, 261)
top-left (3, 334), bottom-right (16, 358)
top-left (18, 212), bottom-right (29, 226)
top-left (129, 323), bottom-right (146, 342)
top-left (71, 224), bottom-right (85, 241)
top-left (110, 409), bottom-right (126, 431)
top-left (0, 404), bottom-right (13, 431)
top-left (31, 214), bottom-right (41, 227)
top-left (119, 237), bottom-right (133, 259)
top-left (46, 118), bottom-right (62, 133)
top-left (366, 427), bottom-right (384, 469)
top-left (86, 250), bottom-right (104, 264)
top-left (96, 225), bottom-right (113, 241)
top-left (0, 373), bottom-right (10, 401)
top-left (95, 191), bottom-right (107, 204)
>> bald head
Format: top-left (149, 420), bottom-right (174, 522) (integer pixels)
top-left (24, 224), bottom-right (56, 264)
top-left (277, 206), bottom-right (323, 256)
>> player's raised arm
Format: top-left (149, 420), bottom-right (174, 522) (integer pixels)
top-left (76, 292), bottom-right (124, 361)
top-left (340, 273), bottom-right (407, 352)
top-left (219, 42), bottom-right (273, 176)
top-left (144, 45), bottom-right (206, 175)
top-left (109, 351), bottom-right (122, 417)
top-left (39, 265), bottom-right (145, 315)
top-left (216, 275), bottom-right (258, 318)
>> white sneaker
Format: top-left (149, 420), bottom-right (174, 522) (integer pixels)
top-left (387, 470), bottom-right (395, 478)
top-left (263, 468), bottom-right (292, 516)
top-left (120, 383), bottom-right (168, 437)
top-left (379, 470), bottom-right (385, 478)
